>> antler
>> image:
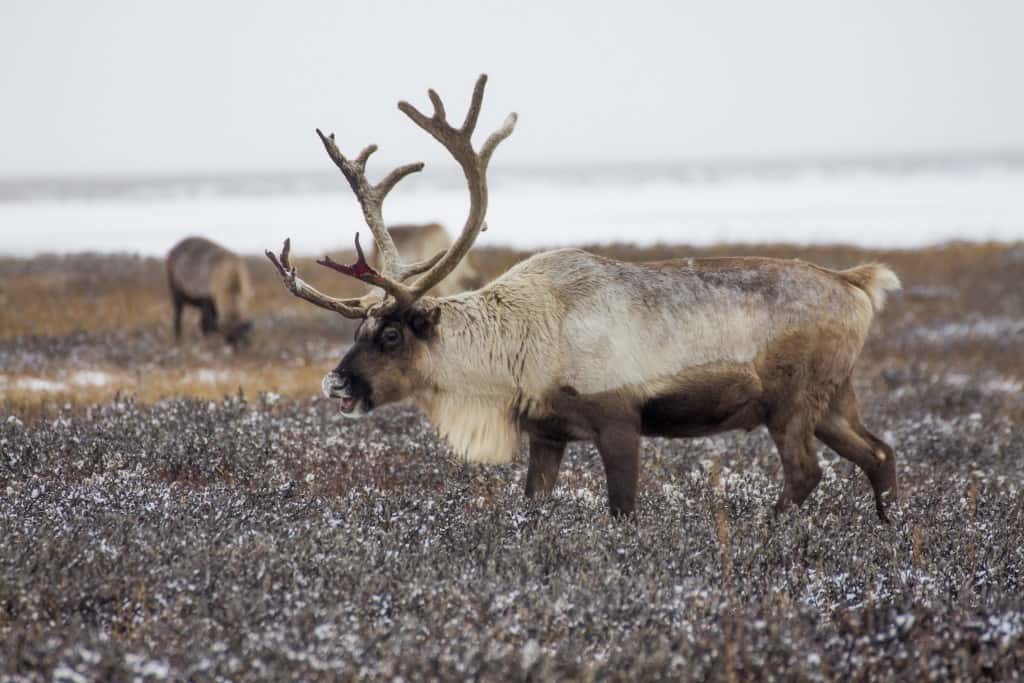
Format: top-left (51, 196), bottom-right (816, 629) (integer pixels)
top-left (265, 74), bottom-right (516, 318)
top-left (395, 74), bottom-right (517, 300)
top-left (264, 238), bottom-right (378, 318)
top-left (264, 133), bottom-right (429, 317)
top-left (313, 132), bottom-right (430, 309)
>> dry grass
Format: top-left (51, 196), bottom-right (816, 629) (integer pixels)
top-left (2, 240), bottom-right (1023, 419)
top-left (0, 363), bottom-right (327, 422)
top-left (0, 252), bottom-right (362, 339)
top-left (5, 240), bottom-right (1018, 339)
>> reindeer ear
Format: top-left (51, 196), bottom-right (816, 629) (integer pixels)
top-left (408, 307), bottom-right (441, 339)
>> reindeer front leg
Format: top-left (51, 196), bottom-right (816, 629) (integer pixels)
top-left (525, 435), bottom-right (566, 499)
top-left (596, 423), bottom-right (641, 516)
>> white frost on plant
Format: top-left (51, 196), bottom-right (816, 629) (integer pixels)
top-left (124, 653), bottom-right (170, 679)
top-left (51, 665), bottom-right (89, 683)
top-left (521, 639), bottom-right (541, 671)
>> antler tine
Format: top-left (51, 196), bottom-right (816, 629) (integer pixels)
top-left (394, 249), bottom-right (447, 282)
top-left (480, 113), bottom-right (518, 169)
top-left (264, 239), bottom-right (369, 319)
top-left (355, 144), bottom-right (377, 166)
top-left (376, 161), bottom-right (426, 200)
top-left (428, 89), bottom-right (447, 122)
top-left (316, 234), bottom-right (416, 307)
top-left (460, 74), bottom-right (486, 134)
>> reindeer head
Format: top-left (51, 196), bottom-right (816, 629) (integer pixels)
top-left (266, 74), bottom-right (516, 416)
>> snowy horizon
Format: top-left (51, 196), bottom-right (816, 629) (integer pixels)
top-left (2, 160), bottom-right (1022, 257)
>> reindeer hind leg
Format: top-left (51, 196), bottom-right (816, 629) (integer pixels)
top-left (815, 379), bottom-right (897, 522)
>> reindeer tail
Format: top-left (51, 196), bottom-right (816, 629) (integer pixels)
top-left (840, 263), bottom-right (902, 312)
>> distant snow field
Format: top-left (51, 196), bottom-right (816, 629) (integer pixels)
top-left (2, 164), bottom-right (1023, 256)
top-left (0, 368), bottom-right (239, 395)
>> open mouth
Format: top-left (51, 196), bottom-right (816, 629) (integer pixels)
top-left (322, 373), bottom-right (369, 417)
top-left (339, 395), bottom-right (360, 414)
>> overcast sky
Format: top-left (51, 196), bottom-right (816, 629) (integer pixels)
top-left (2, 0), bottom-right (1022, 177)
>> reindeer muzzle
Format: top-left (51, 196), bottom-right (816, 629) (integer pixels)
top-left (322, 372), bottom-right (370, 416)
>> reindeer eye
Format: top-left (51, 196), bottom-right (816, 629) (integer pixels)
top-left (380, 327), bottom-right (401, 348)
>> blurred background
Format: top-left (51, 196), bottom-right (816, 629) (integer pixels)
top-left (2, 0), bottom-right (1023, 414)
top-left (3, 0), bottom-right (1023, 254)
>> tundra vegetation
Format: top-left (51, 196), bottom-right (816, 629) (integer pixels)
top-left (0, 242), bottom-right (1023, 679)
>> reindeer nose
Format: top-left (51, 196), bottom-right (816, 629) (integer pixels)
top-left (321, 372), bottom-right (350, 399)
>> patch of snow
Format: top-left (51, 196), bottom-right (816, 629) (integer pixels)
top-left (942, 373), bottom-right (1023, 395)
top-left (984, 377), bottom-right (1023, 394)
top-left (125, 653), bottom-right (170, 679)
top-left (13, 377), bottom-right (67, 392)
top-left (521, 639), bottom-right (541, 671)
top-left (51, 665), bottom-right (89, 683)
top-left (555, 487), bottom-right (602, 507)
top-left (71, 370), bottom-right (112, 387)
top-left (194, 369), bottom-right (232, 384)
top-left (314, 623), bottom-right (336, 640)
top-left (983, 612), bottom-right (1024, 648)
top-left (915, 317), bottom-right (1024, 344)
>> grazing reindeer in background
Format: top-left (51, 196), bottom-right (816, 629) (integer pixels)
top-left (371, 223), bottom-right (486, 296)
top-left (167, 237), bottom-right (253, 347)
top-left (267, 74), bottom-right (902, 520)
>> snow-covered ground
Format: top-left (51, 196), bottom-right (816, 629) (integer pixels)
top-left (2, 162), bottom-right (1023, 256)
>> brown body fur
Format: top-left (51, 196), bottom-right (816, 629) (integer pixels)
top-left (166, 237), bottom-right (253, 346)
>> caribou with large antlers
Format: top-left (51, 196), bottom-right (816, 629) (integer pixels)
top-left (267, 75), bottom-right (902, 520)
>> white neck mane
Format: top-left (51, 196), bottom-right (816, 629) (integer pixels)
top-left (413, 288), bottom-right (561, 464)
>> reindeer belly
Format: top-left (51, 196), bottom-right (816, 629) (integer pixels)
top-left (522, 361), bottom-right (765, 444)
top-left (639, 362), bottom-right (765, 438)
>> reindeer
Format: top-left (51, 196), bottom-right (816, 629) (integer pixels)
top-left (167, 237), bottom-right (253, 347)
top-left (370, 223), bottom-right (485, 296)
top-left (266, 75), bottom-right (902, 520)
